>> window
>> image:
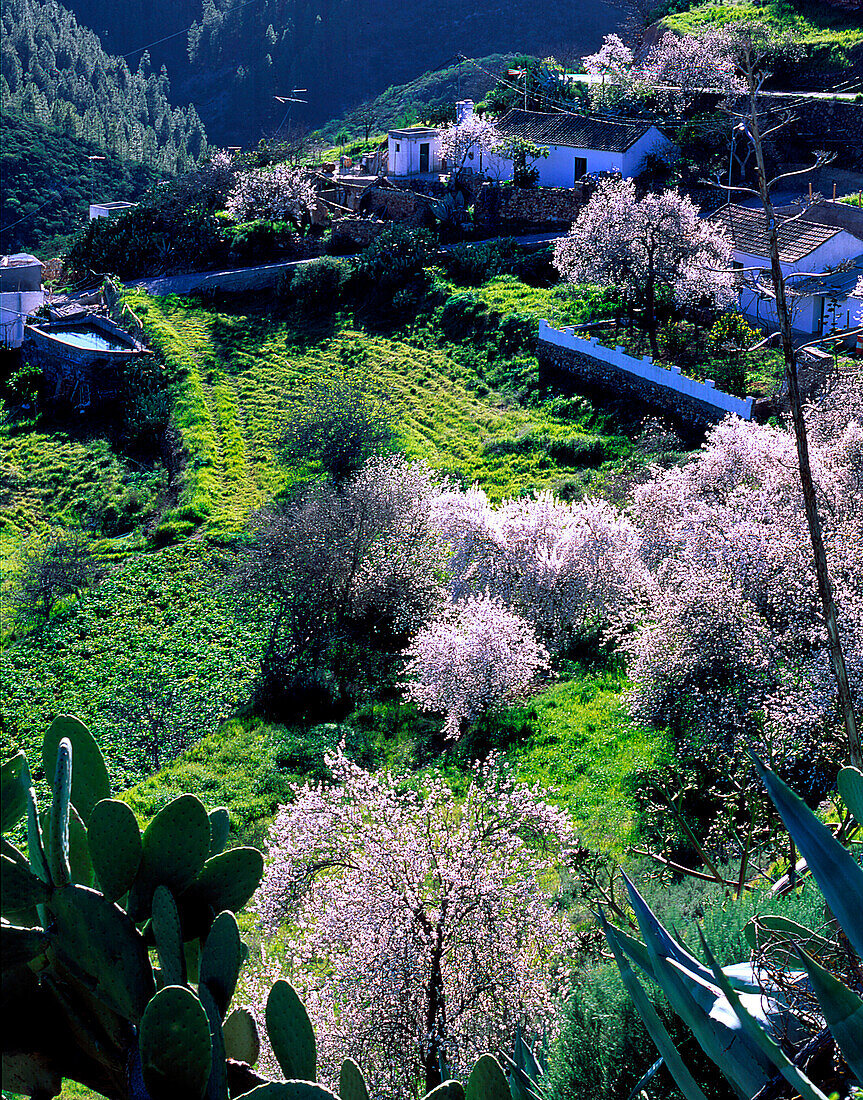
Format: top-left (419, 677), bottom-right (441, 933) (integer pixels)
top-left (395, 142), bottom-right (400, 152)
top-left (573, 156), bottom-right (588, 181)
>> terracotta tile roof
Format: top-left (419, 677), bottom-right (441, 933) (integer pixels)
top-left (495, 109), bottom-right (653, 152)
top-left (710, 204), bottom-right (843, 264)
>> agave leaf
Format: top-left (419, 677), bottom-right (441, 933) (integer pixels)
top-left (697, 929), bottom-right (829, 1100)
top-left (600, 912), bottom-right (708, 1100)
top-left (754, 757), bottom-right (863, 961)
top-left (744, 915), bottom-right (837, 959)
top-left (621, 874), bottom-right (773, 1097)
top-left (795, 947), bottom-right (863, 1084)
top-left (837, 767), bottom-right (863, 826)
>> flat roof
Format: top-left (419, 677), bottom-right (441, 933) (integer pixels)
top-left (1, 253), bottom-right (42, 268)
top-left (388, 128), bottom-right (438, 139)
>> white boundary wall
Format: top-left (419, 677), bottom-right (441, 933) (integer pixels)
top-left (539, 320), bottom-right (754, 420)
top-left (1, 290), bottom-right (44, 348)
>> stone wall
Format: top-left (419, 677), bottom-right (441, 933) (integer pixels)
top-left (329, 218), bottom-right (392, 249)
top-left (474, 183), bottom-right (589, 228)
top-left (538, 321), bottom-right (754, 428)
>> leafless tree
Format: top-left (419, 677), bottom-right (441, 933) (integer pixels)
top-left (11, 532), bottom-right (103, 625)
top-left (106, 670), bottom-right (194, 772)
top-left (350, 101), bottom-right (378, 143)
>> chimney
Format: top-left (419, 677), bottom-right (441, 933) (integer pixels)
top-left (455, 100), bottom-right (475, 125)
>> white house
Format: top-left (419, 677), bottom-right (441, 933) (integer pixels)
top-left (491, 109), bottom-right (675, 187)
top-left (709, 203), bottom-right (863, 338)
top-left (387, 127), bottom-right (443, 178)
top-left (0, 253), bottom-right (44, 348)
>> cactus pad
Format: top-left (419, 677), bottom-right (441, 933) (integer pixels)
top-left (128, 794), bottom-right (210, 921)
top-left (0, 751), bottom-right (29, 833)
top-left (265, 979), bottom-right (317, 1082)
top-left (49, 884), bottom-right (155, 1022)
top-left (424, 1082), bottom-right (466, 1100)
top-left (838, 766), bottom-right (863, 825)
top-left (88, 799), bottom-right (142, 901)
top-left (199, 981), bottom-right (229, 1100)
top-left (48, 738), bottom-right (72, 887)
top-left (139, 984), bottom-right (212, 1100)
top-left (208, 808), bottom-right (231, 857)
top-left (0, 855), bottom-right (51, 912)
top-left (0, 925), bottom-right (49, 970)
top-left (237, 1085), bottom-right (340, 1100)
top-left (339, 1058), bottom-right (369, 1100)
top-left (42, 716), bottom-right (110, 825)
top-left (465, 1055), bottom-right (509, 1100)
top-left (152, 886), bottom-right (185, 987)
top-left (200, 911), bottom-right (242, 1019)
top-left (223, 1008), bottom-right (260, 1066)
top-left (183, 847), bottom-right (264, 915)
top-left (43, 804), bottom-right (93, 889)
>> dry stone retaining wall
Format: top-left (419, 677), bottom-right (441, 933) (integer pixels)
top-left (538, 320), bottom-right (754, 427)
top-left (474, 183), bottom-right (589, 228)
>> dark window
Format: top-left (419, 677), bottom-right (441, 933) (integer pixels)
top-left (574, 156), bottom-right (588, 181)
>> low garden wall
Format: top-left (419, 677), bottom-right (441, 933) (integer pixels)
top-left (474, 183), bottom-right (589, 228)
top-left (538, 320), bottom-right (754, 426)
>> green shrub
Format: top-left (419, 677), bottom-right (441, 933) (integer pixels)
top-left (440, 292), bottom-right (489, 339)
top-left (289, 257), bottom-right (345, 315)
top-left (225, 219), bottom-right (297, 263)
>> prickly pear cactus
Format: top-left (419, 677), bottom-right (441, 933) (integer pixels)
top-left (465, 1055), bottom-right (509, 1100)
top-left (223, 1008), bottom-right (260, 1066)
top-left (139, 984), bottom-right (212, 1100)
top-left (339, 1057), bottom-right (369, 1100)
top-left (88, 797), bottom-right (142, 900)
top-left (266, 979), bottom-right (317, 1082)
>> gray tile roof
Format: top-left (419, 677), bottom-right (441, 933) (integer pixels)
top-left (710, 204), bottom-right (844, 264)
top-left (495, 109), bottom-right (653, 152)
top-left (790, 255), bottom-right (863, 298)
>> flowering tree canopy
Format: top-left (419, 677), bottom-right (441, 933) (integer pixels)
top-left (225, 164), bottom-right (316, 227)
top-left (254, 754), bottom-right (576, 1096)
top-left (439, 114), bottom-right (502, 176)
top-left (402, 594), bottom-right (549, 739)
top-left (553, 176), bottom-right (735, 354)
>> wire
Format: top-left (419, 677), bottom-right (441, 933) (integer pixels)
top-left (120, 0), bottom-right (271, 59)
top-left (0, 193), bottom-right (59, 234)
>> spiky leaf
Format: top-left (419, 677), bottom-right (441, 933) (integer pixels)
top-left (139, 985), bottom-right (212, 1100)
top-left (466, 1054), bottom-right (510, 1100)
top-left (42, 716), bottom-right (109, 825)
top-left (200, 911), bottom-right (242, 1019)
top-left (697, 930), bottom-right (829, 1100)
top-left (128, 795), bottom-right (211, 922)
top-left (266, 979), bottom-right (316, 1082)
top-left (339, 1058), bottom-right (368, 1100)
top-left (796, 947), bottom-right (863, 1083)
top-left (744, 914), bottom-right (836, 958)
top-left (223, 1008), bottom-right (260, 1066)
top-left (49, 884), bottom-right (155, 1021)
top-left (184, 847), bottom-right (264, 914)
top-left (601, 914), bottom-right (708, 1100)
top-left (755, 757), bottom-right (863, 961)
top-left (239, 1085), bottom-right (340, 1100)
top-left (838, 766), bottom-right (863, 826)
top-left (0, 752), bottom-right (29, 833)
top-left (0, 855), bottom-right (51, 912)
top-left (0, 925), bottom-right (50, 971)
top-left (152, 886), bottom-right (185, 987)
top-left (208, 808), bottom-right (230, 857)
top-left (88, 798), bottom-right (142, 901)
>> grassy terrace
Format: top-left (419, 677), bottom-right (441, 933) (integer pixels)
top-left (663, 1), bottom-right (863, 56)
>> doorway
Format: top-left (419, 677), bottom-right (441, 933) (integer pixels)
top-left (419, 143), bottom-right (430, 173)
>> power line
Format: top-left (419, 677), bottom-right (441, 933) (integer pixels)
top-left (120, 0), bottom-right (271, 59)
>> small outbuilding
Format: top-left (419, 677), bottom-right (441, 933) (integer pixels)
top-left (0, 253), bottom-right (44, 348)
top-left (89, 201), bottom-right (138, 220)
top-left (387, 127), bottom-right (443, 178)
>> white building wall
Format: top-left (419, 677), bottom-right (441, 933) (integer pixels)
top-left (387, 133), bottom-right (442, 177)
top-left (733, 230), bottom-right (863, 335)
top-left (0, 290), bottom-right (44, 348)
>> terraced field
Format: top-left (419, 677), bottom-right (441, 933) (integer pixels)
top-left (131, 293), bottom-right (623, 539)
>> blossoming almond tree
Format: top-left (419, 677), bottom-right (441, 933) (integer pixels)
top-left (439, 114), bottom-right (502, 178)
top-left (552, 177), bottom-right (736, 355)
top-left (402, 594), bottom-right (549, 739)
top-left (254, 753), bottom-right (577, 1097)
top-left (225, 163), bottom-right (316, 228)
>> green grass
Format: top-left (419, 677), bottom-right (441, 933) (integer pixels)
top-left (664, 1), bottom-right (863, 54)
top-left (506, 674), bottom-right (672, 854)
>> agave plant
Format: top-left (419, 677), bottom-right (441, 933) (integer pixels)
top-left (600, 761), bottom-right (863, 1099)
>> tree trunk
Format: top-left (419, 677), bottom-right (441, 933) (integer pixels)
top-left (645, 277), bottom-right (659, 357)
top-left (744, 70), bottom-right (861, 768)
top-left (422, 934), bottom-right (446, 1094)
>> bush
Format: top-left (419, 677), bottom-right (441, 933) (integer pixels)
top-left (224, 220), bottom-right (296, 264)
top-left (289, 257), bottom-right (345, 315)
top-left (347, 225), bottom-right (435, 298)
top-left (440, 292), bottom-right (489, 339)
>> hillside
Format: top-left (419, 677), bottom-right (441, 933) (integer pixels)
top-left (0, 0), bottom-right (208, 174)
top-left (0, 112), bottom-right (160, 255)
top-left (58, 0), bottom-right (624, 145)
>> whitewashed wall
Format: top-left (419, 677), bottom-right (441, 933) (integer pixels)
top-left (539, 320), bottom-right (754, 419)
top-left (387, 133), bottom-right (442, 177)
top-left (0, 290), bottom-right (44, 348)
